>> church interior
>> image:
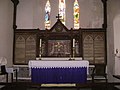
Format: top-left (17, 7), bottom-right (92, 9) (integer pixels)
top-left (0, 0), bottom-right (120, 90)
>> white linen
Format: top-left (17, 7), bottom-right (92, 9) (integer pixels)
top-left (29, 60), bottom-right (89, 74)
top-left (39, 57), bottom-right (82, 61)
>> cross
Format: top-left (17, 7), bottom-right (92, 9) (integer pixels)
top-left (56, 14), bottom-right (61, 20)
top-left (55, 42), bottom-right (63, 52)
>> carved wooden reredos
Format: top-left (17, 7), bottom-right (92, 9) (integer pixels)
top-left (14, 19), bottom-right (106, 65)
top-left (12, 0), bottom-right (107, 65)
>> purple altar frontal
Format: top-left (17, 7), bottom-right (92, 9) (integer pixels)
top-left (29, 60), bottom-right (89, 84)
top-left (31, 67), bottom-right (87, 84)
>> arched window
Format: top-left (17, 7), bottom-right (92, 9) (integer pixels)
top-left (45, 0), bottom-right (51, 29)
top-left (74, 0), bottom-right (79, 29)
top-left (59, 0), bottom-right (66, 25)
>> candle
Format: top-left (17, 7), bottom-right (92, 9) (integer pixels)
top-left (40, 39), bottom-right (42, 47)
top-left (73, 39), bottom-right (75, 47)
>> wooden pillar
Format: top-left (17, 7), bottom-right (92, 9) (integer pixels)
top-left (101, 0), bottom-right (107, 65)
top-left (101, 0), bottom-right (107, 29)
top-left (11, 0), bottom-right (19, 65)
top-left (11, 0), bottom-right (19, 30)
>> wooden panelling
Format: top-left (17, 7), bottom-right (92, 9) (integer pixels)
top-left (13, 23), bottom-right (106, 65)
top-left (15, 35), bottom-right (26, 64)
top-left (14, 33), bottom-right (37, 64)
top-left (82, 32), bottom-right (106, 64)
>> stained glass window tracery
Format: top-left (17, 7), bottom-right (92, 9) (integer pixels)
top-left (74, 0), bottom-right (80, 29)
top-left (45, 0), bottom-right (80, 29)
top-left (45, 0), bottom-right (51, 29)
top-left (59, 0), bottom-right (66, 25)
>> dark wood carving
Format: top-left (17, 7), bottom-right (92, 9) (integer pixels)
top-left (39, 19), bottom-right (82, 57)
top-left (13, 21), bottom-right (106, 65)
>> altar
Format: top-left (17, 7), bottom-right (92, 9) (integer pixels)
top-left (29, 60), bottom-right (89, 84)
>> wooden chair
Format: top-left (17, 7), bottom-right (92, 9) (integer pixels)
top-left (91, 64), bottom-right (107, 83)
top-left (0, 65), bottom-right (8, 82)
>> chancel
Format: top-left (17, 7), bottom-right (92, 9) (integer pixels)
top-left (1, 0), bottom-right (120, 90)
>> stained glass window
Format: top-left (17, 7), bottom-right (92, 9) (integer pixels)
top-left (74, 0), bottom-right (79, 29)
top-left (45, 0), bottom-right (51, 29)
top-left (59, 0), bottom-right (66, 25)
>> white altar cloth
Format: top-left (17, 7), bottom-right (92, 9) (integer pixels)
top-left (29, 60), bottom-right (89, 74)
top-left (40, 57), bottom-right (82, 61)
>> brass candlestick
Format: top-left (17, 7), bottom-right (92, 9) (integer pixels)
top-left (39, 47), bottom-right (42, 60)
top-left (72, 47), bottom-right (75, 60)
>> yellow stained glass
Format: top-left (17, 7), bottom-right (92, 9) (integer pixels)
top-left (74, 0), bottom-right (79, 29)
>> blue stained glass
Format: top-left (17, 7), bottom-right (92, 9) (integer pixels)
top-left (45, 0), bottom-right (51, 29)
